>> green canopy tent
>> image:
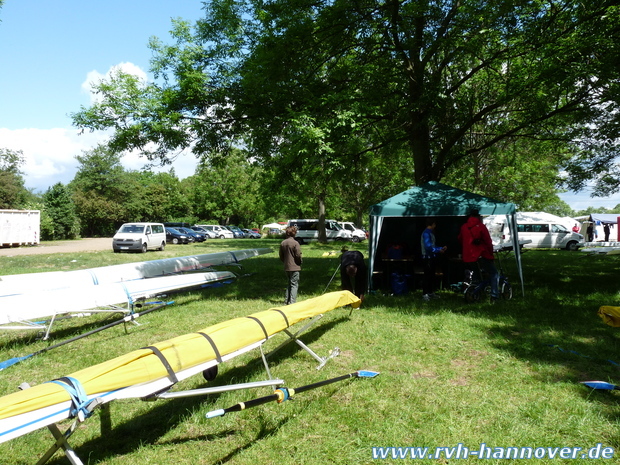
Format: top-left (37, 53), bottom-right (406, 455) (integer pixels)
top-left (368, 181), bottom-right (524, 295)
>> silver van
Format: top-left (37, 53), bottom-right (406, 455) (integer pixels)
top-left (484, 213), bottom-right (583, 250)
top-left (112, 222), bottom-right (167, 253)
top-left (196, 224), bottom-right (234, 239)
top-left (288, 219), bottom-right (352, 244)
top-left (338, 221), bottom-right (366, 242)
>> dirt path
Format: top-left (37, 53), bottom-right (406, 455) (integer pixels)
top-left (0, 238), bottom-right (112, 257)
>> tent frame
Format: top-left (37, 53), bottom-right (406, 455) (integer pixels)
top-left (368, 182), bottom-right (524, 296)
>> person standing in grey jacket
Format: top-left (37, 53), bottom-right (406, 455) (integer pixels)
top-left (279, 226), bottom-right (303, 304)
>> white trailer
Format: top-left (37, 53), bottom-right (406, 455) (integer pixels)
top-left (0, 210), bottom-right (40, 247)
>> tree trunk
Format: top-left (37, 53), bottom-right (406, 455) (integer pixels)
top-left (317, 193), bottom-right (327, 243)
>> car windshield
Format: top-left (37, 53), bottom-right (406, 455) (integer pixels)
top-left (120, 225), bottom-right (144, 234)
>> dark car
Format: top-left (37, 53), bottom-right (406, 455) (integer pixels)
top-left (242, 228), bottom-right (261, 239)
top-left (178, 227), bottom-right (207, 242)
top-left (165, 227), bottom-right (193, 244)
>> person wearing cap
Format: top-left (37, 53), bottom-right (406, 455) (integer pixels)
top-left (340, 250), bottom-right (367, 302)
top-left (458, 209), bottom-right (499, 302)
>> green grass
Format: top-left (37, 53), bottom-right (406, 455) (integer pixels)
top-left (2, 241), bottom-right (620, 464)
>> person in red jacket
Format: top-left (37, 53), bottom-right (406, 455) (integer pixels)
top-left (458, 210), bottom-right (499, 302)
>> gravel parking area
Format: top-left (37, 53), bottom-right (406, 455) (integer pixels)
top-left (0, 238), bottom-right (111, 256)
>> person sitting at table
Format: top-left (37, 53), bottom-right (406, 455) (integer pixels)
top-left (458, 209), bottom-right (499, 303)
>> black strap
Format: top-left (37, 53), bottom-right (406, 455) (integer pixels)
top-left (197, 332), bottom-right (223, 363)
top-left (246, 316), bottom-right (269, 340)
top-left (270, 308), bottom-right (290, 328)
top-left (142, 346), bottom-right (178, 384)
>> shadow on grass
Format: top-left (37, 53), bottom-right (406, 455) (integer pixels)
top-left (44, 317), bottom-right (350, 464)
top-left (374, 250), bottom-right (620, 410)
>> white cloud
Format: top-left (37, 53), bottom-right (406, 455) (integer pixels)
top-left (81, 62), bottom-right (148, 105)
top-left (0, 127), bottom-right (108, 192)
top-left (0, 62), bottom-right (197, 193)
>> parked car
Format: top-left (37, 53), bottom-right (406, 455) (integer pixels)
top-left (268, 228), bottom-right (284, 237)
top-left (484, 212), bottom-right (583, 250)
top-left (225, 225), bottom-right (245, 239)
top-left (196, 224), bottom-right (234, 239)
top-left (191, 226), bottom-right (216, 239)
top-left (338, 221), bottom-right (366, 243)
top-left (242, 228), bottom-right (261, 239)
top-left (287, 219), bottom-right (352, 244)
top-left (112, 222), bottom-right (167, 253)
top-left (178, 227), bottom-right (207, 242)
top-left (165, 227), bottom-right (193, 244)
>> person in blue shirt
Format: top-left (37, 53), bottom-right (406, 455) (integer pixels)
top-left (420, 218), bottom-right (447, 301)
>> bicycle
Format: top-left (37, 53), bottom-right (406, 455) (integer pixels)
top-left (463, 258), bottom-right (512, 303)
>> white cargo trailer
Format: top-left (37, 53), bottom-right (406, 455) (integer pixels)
top-left (0, 210), bottom-right (40, 247)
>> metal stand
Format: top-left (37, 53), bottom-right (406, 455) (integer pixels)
top-left (18, 383), bottom-right (103, 465)
top-left (265, 314), bottom-right (340, 369)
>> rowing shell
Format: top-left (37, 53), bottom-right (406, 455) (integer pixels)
top-left (0, 271), bottom-right (236, 327)
top-left (0, 248), bottom-right (272, 297)
top-left (0, 291), bottom-right (361, 444)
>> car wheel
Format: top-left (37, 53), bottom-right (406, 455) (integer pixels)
top-left (141, 243), bottom-right (148, 253)
top-left (219, 235), bottom-right (224, 239)
top-left (159, 242), bottom-right (165, 251)
top-left (113, 248), bottom-right (120, 253)
top-left (352, 236), bottom-right (360, 243)
top-left (566, 241), bottom-right (579, 251)
top-left (172, 238), bottom-right (179, 244)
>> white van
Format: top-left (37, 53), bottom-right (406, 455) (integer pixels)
top-left (288, 219), bottom-right (352, 244)
top-left (112, 222), bottom-right (166, 253)
top-left (338, 221), bottom-right (366, 242)
top-left (196, 224), bottom-right (234, 239)
top-left (484, 212), bottom-right (583, 251)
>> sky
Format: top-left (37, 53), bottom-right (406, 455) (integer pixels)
top-left (1, 0), bottom-right (619, 211)
top-left (0, 0), bottom-right (204, 193)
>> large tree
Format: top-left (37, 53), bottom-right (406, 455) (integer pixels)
top-left (72, 1), bottom-right (620, 216)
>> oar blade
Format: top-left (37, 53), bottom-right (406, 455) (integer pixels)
top-left (581, 380), bottom-right (619, 391)
top-left (0, 354), bottom-right (34, 371)
top-left (356, 370), bottom-right (380, 378)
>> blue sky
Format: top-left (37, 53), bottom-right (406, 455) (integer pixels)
top-left (0, 0), bottom-right (618, 211)
top-left (0, 0), bottom-right (205, 192)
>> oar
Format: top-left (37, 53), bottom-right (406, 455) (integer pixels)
top-left (0, 301), bottom-right (174, 371)
top-left (206, 369), bottom-right (380, 418)
top-left (581, 380), bottom-right (620, 391)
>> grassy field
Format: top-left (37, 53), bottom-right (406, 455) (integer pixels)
top-left (1, 239), bottom-right (620, 464)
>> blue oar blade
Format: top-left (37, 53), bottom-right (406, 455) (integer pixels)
top-left (0, 353), bottom-right (34, 371)
top-left (582, 380), bottom-right (619, 391)
top-left (356, 370), bottom-right (380, 378)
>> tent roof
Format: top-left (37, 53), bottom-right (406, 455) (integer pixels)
top-left (369, 181), bottom-right (515, 217)
top-left (590, 214), bottom-right (620, 224)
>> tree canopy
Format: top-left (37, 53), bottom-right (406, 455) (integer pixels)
top-left (0, 148), bottom-right (30, 209)
top-left (73, 1), bottom-right (620, 195)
